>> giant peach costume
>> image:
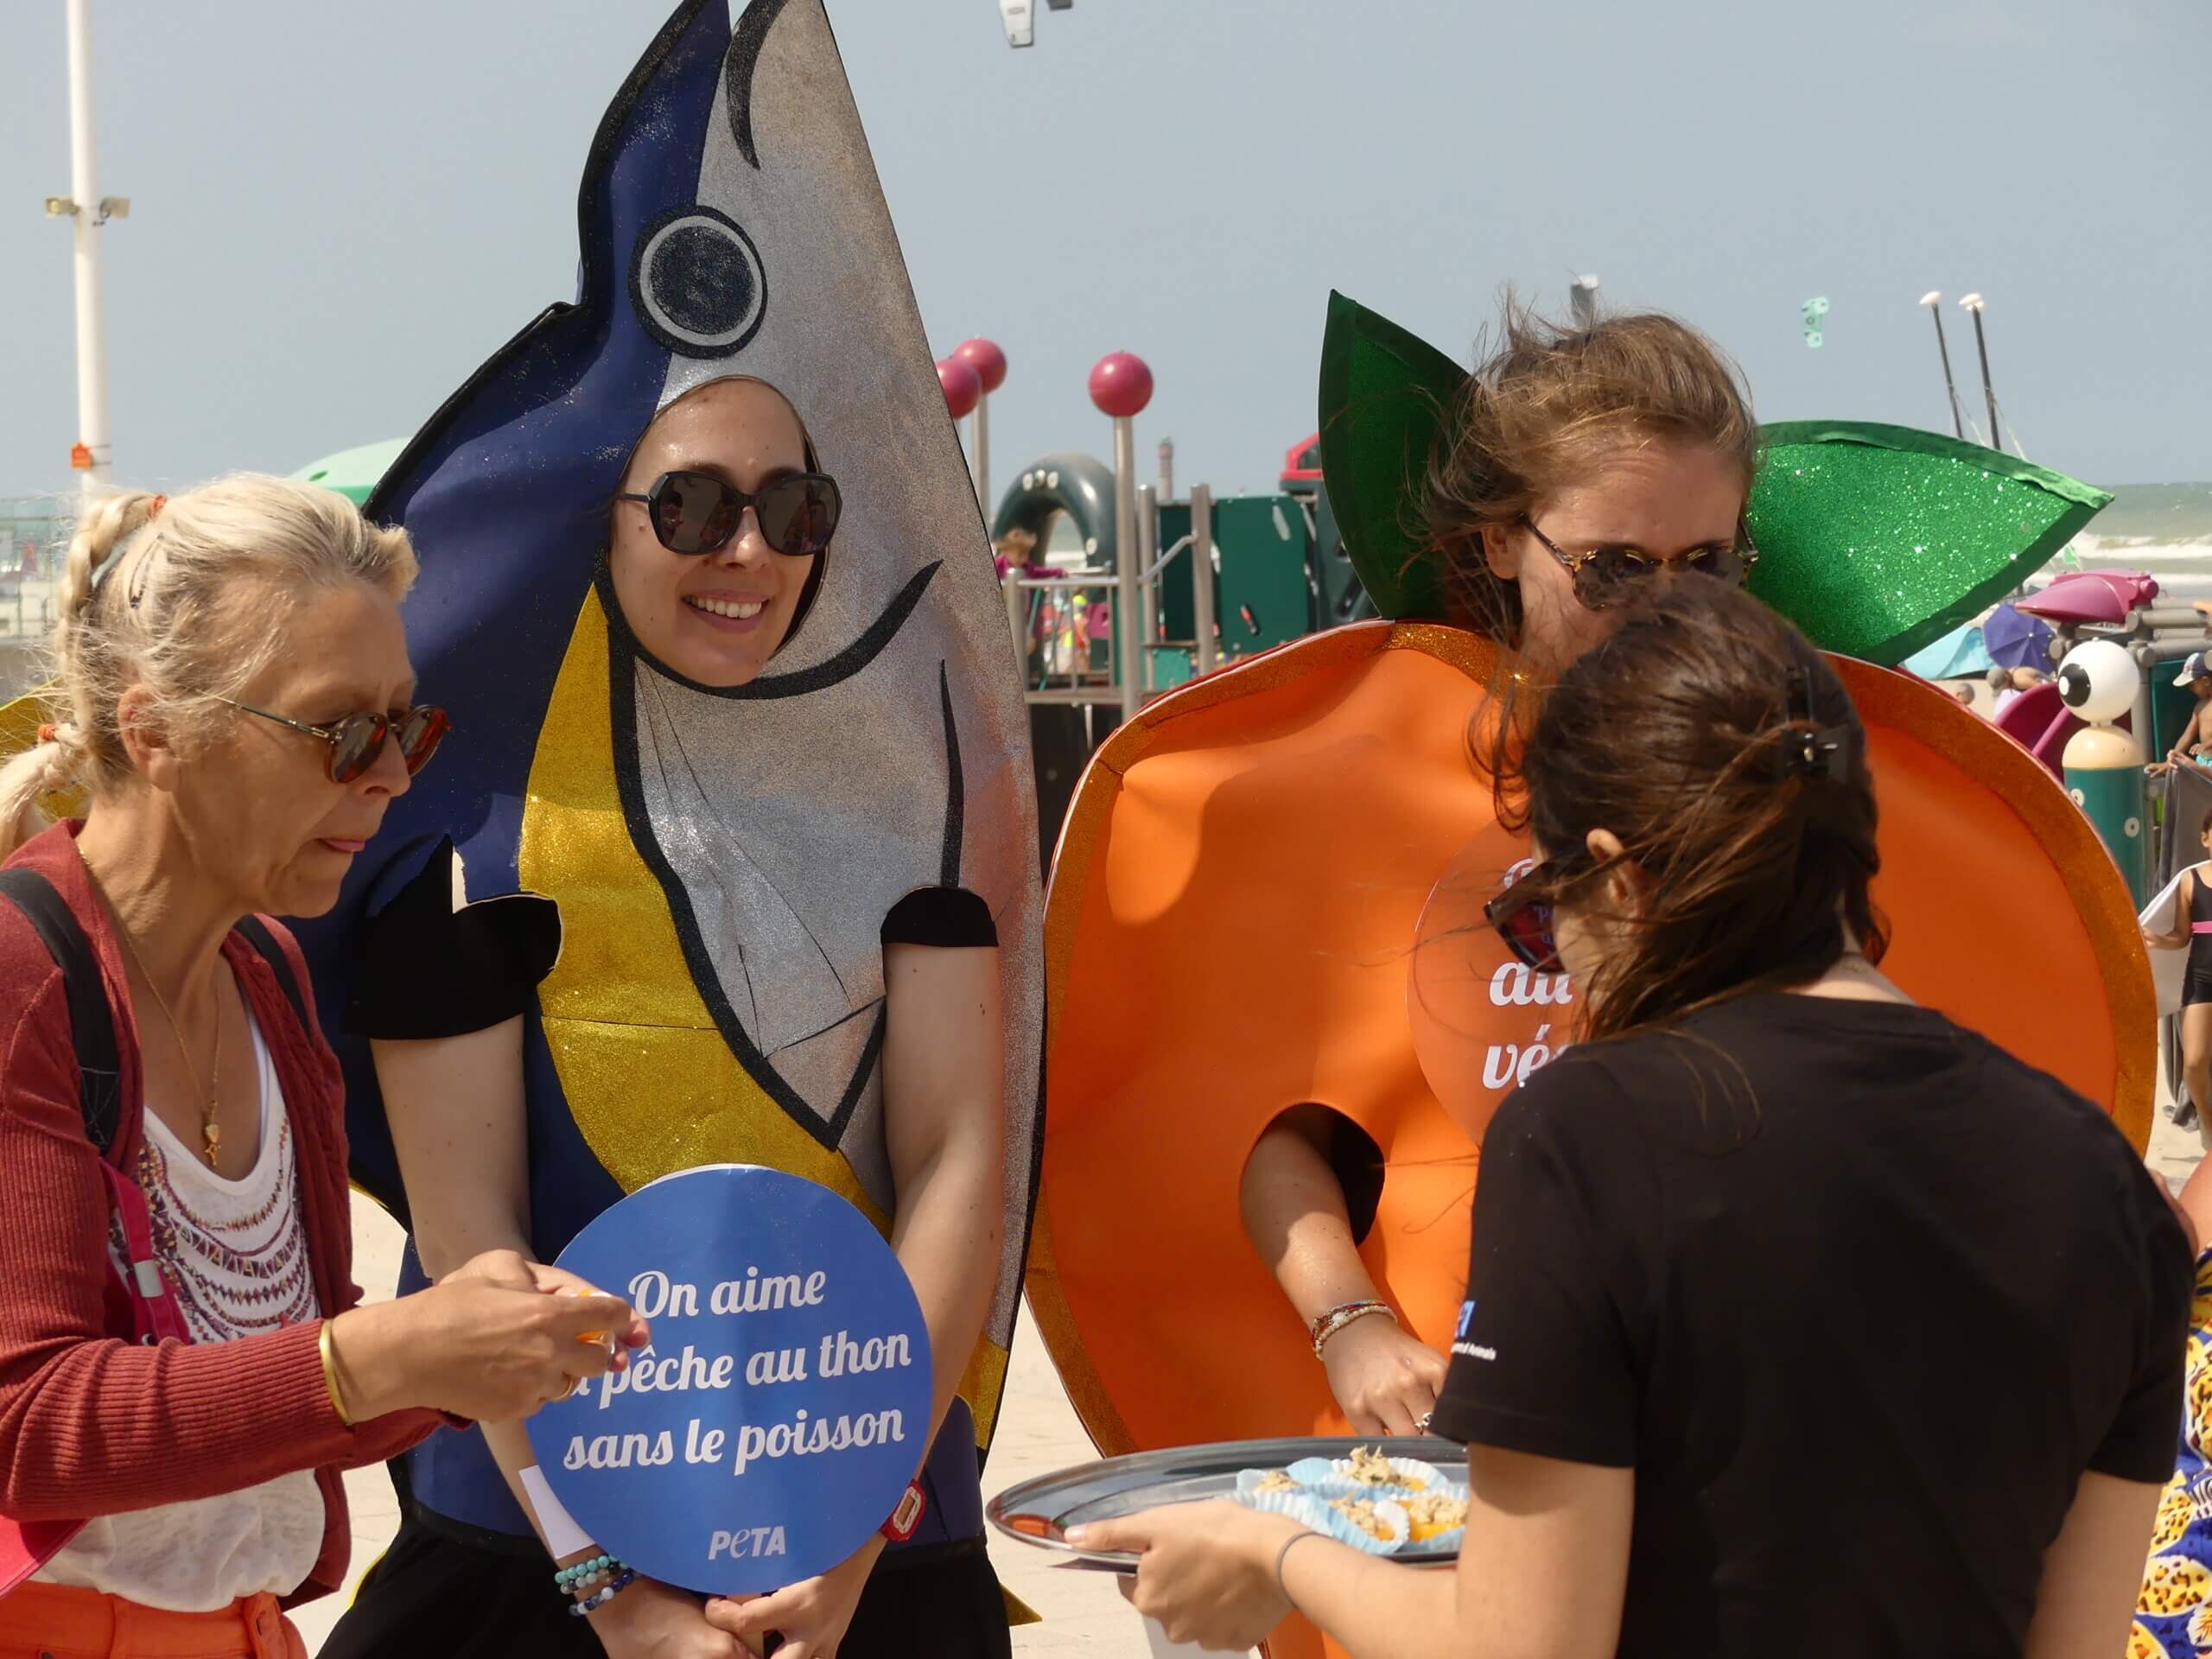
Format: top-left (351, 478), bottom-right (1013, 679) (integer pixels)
top-left (1027, 295), bottom-right (2148, 1659)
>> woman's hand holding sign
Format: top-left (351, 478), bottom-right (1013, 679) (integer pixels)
top-left (326, 1248), bottom-right (649, 1425)
top-left (702, 1532), bottom-right (885, 1658)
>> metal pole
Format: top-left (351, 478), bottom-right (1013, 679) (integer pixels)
top-left (1191, 483), bottom-right (1217, 677)
top-left (970, 395), bottom-right (990, 522)
top-left (1157, 438), bottom-right (1175, 504)
top-left (1920, 293), bottom-right (1964, 441)
top-left (1002, 570), bottom-right (1029, 686)
top-left (1113, 416), bottom-right (1140, 722)
top-left (65, 0), bottom-right (112, 499)
top-left (1961, 295), bottom-right (1999, 453)
top-left (1135, 484), bottom-right (1159, 695)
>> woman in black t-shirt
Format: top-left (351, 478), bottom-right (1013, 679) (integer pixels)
top-left (1071, 580), bottom-right (2192, 1658)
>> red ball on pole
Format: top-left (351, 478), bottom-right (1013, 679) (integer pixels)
top-left (937, 357), bottom-right (982, 421)
top-left (954, 338), bottom-right (1008, 395)
top-left (1088, 352), bottom-right (1154, 420)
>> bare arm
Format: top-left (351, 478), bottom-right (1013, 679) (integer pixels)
top-left (2146, 870), bottom-right (2196, 950)
top-left (372, 1022), bottom-right (543, 1519)
top-left (1241, 1109), bottom-right (1445, 1433)
top-left (1078, 1445), bottom-right (1633, 1659)
top-left (879, 940), bottom-right (1006, 1456)
top-left (2022, 1471), bottom-right (2164, 1659)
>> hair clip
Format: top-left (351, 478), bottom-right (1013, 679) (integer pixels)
top-left (1780, 664), bottom-right (1855, 779)
top-left (147, 494), bottom-right (167, 519)
top-left (35, 724), bottom-right (57, 745)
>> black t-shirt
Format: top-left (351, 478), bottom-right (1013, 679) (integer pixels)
top-left (1431, 991), bottom-right (2190, 1658)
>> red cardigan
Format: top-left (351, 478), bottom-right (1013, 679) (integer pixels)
top-left (0, 823), bottom-right (448, 1605)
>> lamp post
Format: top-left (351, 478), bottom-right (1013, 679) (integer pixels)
top-left (1917, 291), bottom-right (1965, 441)
top-left (1089, 351), bottom-right (1154, 723)
top-left (49, 0), bottom-right (124, 501)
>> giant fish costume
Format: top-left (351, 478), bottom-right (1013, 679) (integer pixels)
top-left (286, 0), bottom-right (1044, 1559)
top-left (1027, 294), bottom-right (2149, 1659)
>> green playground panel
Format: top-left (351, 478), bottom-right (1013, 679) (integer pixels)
top-left (1154, 493), bottom-right (1313, 662)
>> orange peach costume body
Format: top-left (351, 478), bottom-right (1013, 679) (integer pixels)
top-left (1025, 296), bottom-right (2148, 1659)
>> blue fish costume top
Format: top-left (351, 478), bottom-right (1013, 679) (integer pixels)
top-left (291, 0), bottom-right (1044, 1553)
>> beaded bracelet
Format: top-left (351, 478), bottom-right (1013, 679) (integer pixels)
top-left (554, 1554), bottom-right (622, 1594)
top-left (569, 1569), bottom-right (639, 1618)
top-left (1308, 1300), bottom-right (1396, 1358)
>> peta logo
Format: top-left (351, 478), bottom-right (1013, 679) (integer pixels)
top-left (708, 1527), bottom-right (787, 1561)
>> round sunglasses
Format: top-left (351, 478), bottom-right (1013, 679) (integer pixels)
top-left (223, 699), bottom-right (449, 785)
top-left (615, 469), bottom-right (842, 559)
top-left (1520, 514), bottom-right (1758, 612)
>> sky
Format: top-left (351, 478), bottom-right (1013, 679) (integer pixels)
top-left (0, 0), bottom-right (2205, 510)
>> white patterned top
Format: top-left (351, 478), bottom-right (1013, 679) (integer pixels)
top-left (35, 1004), bottom-right (327, 1611)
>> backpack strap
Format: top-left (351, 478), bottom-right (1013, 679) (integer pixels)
top-left (232, 914), bottom-right (309, 1034)
top-left (0, 868), bottom-right (120, 1151)
top-left (0, 867), bottom-right (189, 1347)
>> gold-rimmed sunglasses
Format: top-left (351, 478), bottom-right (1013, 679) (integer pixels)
top-left (1520, 515), bottom-right (1759, 611)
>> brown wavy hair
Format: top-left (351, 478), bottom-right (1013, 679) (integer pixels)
top-left (1423, 293), bottom-right (1760, 650)
top-left (1496, 579), bottom-right (1887, 1043)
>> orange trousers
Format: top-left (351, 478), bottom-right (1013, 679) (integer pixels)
top-left (0, 1581), bottom-right (304, 1659)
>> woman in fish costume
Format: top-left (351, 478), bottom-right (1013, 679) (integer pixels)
top-left (1027, 293), bottom-right (2149, 1659)
top-left (293, 4), bottom-right (1042, 1656)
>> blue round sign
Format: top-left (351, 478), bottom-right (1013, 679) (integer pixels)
top-left (524, 1165), bottom-right (932, 1594)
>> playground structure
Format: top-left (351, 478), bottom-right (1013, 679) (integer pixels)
top-left (936, 345), bottom-right (1381, 855)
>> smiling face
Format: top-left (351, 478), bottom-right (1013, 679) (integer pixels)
top-left (1479, 437), bottom-right (1749, 671)
top-left (155, 579), bottom-right (418, 920)
top-left (609, 377), bottom-right (822, 689)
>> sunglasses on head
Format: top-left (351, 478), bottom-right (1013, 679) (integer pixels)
top-left (1520, 514), bottom-right (1758, 612)
top-left (615, 469), bottom-right (842, 559)
top-left (223, 699), bottom-right (449, 785)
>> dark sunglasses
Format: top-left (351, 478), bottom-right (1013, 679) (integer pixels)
top-left (1520, 515), bottom-right (1758, 612)
top-left (614, 469), bottom-right (842, 559)
top-left (223, 699), bottom-right (450, 785)
top-left (1482, 854), bottom-right (1601, 975)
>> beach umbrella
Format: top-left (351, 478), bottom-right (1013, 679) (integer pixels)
top-left (1901, 622), bottom-right (1994, 681)
top-left (1981, 602), bottom-right (2054, 670)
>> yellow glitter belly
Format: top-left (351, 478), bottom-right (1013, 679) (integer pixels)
top-left (518, 592), bottom-right (1006, 1441)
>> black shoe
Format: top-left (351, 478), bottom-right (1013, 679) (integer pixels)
top-left (2180, 1096), bottom-right (2201, 1130)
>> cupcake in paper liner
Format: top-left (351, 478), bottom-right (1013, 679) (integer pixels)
top-left (1235, 1468), bottom-right (1312, 1499)
top-left (1400, 1488), bottom-right (1471, 1552)
top-left (1233, 1487), bottom-right (1411, 1555)
top-left (1284, 1447), bottom-right (1446, 1497)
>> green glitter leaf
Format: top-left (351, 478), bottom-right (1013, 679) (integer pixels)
top-left (1317, 290), bottom-right (1462, 622)
top-left (1747, 422), bottom-right (2113, 667)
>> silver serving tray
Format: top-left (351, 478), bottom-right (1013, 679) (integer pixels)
top-left (987, 1436), bottom-right (1466, 1571)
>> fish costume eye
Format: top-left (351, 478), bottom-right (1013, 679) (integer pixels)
top-left (632, 206), bottom-right (768, 358)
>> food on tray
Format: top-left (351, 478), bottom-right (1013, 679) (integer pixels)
top-left (1253, 1471), bottom-right (1301, 1493)
top-left (1343, 1446), bottom-right (1427, 1489)
top-left (1330, 1497), bottom-right (1397, 1541)
top-left (1402, 1490), bottom-right (1469, 1542)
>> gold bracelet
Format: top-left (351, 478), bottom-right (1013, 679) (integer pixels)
top-left (1309, 1300), bottom-right (1395, 1358)
top-left (319, 1320), bottom-right (355, 1428)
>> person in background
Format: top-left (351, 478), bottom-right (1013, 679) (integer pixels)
top-left (0, 477), bottom-right (643, 1659)
top-left (1084, 580), bottom-right (2190, 1659)
top-left (2144, 807), bottom-right (2212, 1141)
top-left (1240, 299), bottom-right (1762, 1437)
top-left (2155, 655), bottom-right (2212, 774)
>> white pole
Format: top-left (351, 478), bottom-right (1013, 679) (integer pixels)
top-left (1114, 416), bottom-right (1140, 723)
top-left (971, 396), bottom-right (990, 523)
top-left (65, 0), bottom-right (112, 501)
